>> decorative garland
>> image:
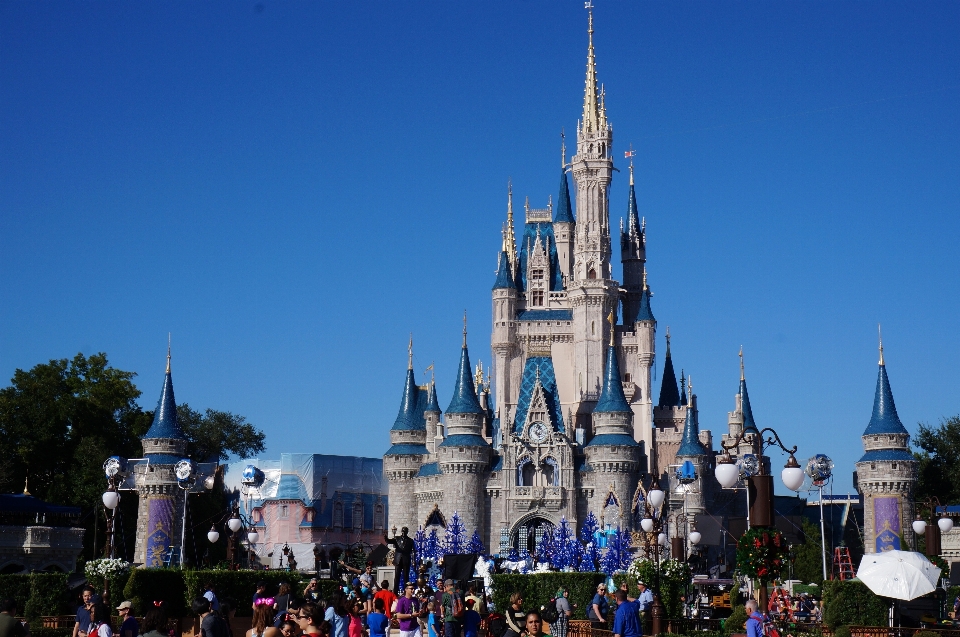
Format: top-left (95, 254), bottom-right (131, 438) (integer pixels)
top-left (735, 528), bottom-right (789, 582)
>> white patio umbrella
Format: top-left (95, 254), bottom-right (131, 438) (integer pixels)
top-left (856, 550), bottom-right (942, 601)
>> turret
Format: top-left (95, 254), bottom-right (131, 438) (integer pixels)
top-left (855, 330), bottom-right (918, 553)
top-left (630, 271), bottom-right (656, 448)
top-left (554, 144), bottom-right (575, 284)
top-left (425, 376), bottom-right (442, 453)
top-left (493, 187), bottom-right (520, 434)
top-left (134, 343), bottom-right (189, 566)
top-left (652, 328), bottom-right (686, 477)
top-left (620, 160), bottom-right (646, 321)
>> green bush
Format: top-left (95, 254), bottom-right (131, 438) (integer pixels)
top-left (491, 573), bottom-right (604, 621)
top-left (30, 628), bottom-right (72, 637)
top-left (24, 573), bottom-right (69, 619)
top-left (123, 569), bottom-right (186, 618)
top-left (0, 575), bottom-right (33, 615)
top-left (832, 625), bottom-right (851, 637)
top-left (822, 580), bottom-right (888, 629)
top-left (183, 570), bottom-right (308, 617)
top-left (724, 605), bottom-right (747, 634)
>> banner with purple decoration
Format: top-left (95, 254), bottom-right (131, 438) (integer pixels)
top-left (874, 495), bottom-right (902, 552)
top-left (146, 497), bottom-right (175, 567)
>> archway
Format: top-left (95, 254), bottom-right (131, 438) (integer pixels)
top-left (511, 514), bottom-right (555, 555)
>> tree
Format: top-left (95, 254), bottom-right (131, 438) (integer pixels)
top-left (467, 530), bottom-right (485, 555)
top-left (444, 512), bottom-right (467, 555)
top-left (579, 512), bottom-right (601, 572)
top-left (414, 527), bottom-right (427, 569)
top-left (793, 518), bottom-right (826, 586)
top-left (914, 415), bottom-right (960, 504)
top-left (176, 403), bottom-right (265, 462)
top-left (535, 523), bottom-right (555, 565)
top-left (425, 529), bottom-right (443, 563)
top-left (601, 528), bottom-right (633, 574)
top-left (552, 517), bottom-right (575, 570)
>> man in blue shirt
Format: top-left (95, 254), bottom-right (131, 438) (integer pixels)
top-left (612, 590), bottom-right (641, 637)
top-left (635, 581), bottom-right (653, 634)
top-left (745, 600), bottom-right (764, 637)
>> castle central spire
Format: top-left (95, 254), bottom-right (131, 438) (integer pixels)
top-left (582, 4), bottom-right (600, 133)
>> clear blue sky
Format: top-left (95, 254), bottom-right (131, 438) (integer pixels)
top-left (2, 1), bottom-right (958, 496)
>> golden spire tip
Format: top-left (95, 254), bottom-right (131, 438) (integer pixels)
top-left (878, 324), bottom-right (885, 365)
top-left (642, 269), bottom-right (648, 290)
top-left (607, 309), bottom-right (616, 346)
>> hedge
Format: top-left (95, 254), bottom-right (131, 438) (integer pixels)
top-left (822, 579), bottom-right (888, 629)
top-left (183, 570), bottom-right (310, 617)
top-left (491, 573), bottom-right (604, 621)
top-left (30, 628), bottom-right (72, 637)
top-left (0, 574), bottom-right (69, 619)
top-left (123, 569), bottom-right (187, 618)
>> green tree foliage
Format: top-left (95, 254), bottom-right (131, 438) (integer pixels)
top-left (792, 518), bottom-right (826, 586)
top-left (724, 605), bottom-right (748, 633)
top-left (176, 404), bottom-right (265, 462)
top-left (491, 573), bottom-right (604, 621)
top-left (822, 580), bottom-right (888, 628)
top-left (914, 415), bottom-right (960, 504)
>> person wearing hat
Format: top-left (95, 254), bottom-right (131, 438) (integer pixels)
top-left (440, 580), bottom-right (461, 637)
top-left (635, 582), bottom-right (653, 634)
top-left (116, 602), bottom-right (138, 637)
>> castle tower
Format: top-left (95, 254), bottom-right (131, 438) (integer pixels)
top-left (437, 320), bottom-right (492, 541)
top-left (630, 272), bottom-right (656, 452)
top-left (653, 330), bottom-right (686, 477)
top-left (855, 334), bottom-right (918, 553)
top-left (673, 377), bottom-right (708, 514)
top-left (620, 162), bottom-right (646, 321)
top-left (134, 346), bottom-right (188, 567)
top-left (583, 314), bottom-right (642, 530)
top-left (492, 192), bottom-right (519, 438)
top-left (555, 149), bottom-right (576, 282)
top-left (425, 377), bottom-right (442, 454)
top-left (569, 7), bottom-right (619, 406)
top-left (722, 350), bottom-right (762, 460)
top-left (384, 338), bottom-right (429, 534)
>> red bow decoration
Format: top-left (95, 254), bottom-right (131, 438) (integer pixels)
top-left (255, 598), bottom-right (276, 607)
top-left (153, 601), bottom-right (163, 608)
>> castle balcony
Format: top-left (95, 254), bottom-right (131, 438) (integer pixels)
top-left (508, 486), bottom-right (564, 513)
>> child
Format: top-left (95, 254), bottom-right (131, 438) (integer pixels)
top-left (425, 601), bottom-right (438, 637)
top-left (462, 600), bottom-right (481, 637)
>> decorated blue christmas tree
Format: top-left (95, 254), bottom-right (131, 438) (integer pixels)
top-left (535, 523), bottom-right (555, 566)
top-left (551, 517), bottom-right (575, 570)
top-left (444, 512), bottom-right (467, 555)
top-left (568, 524), bottom-right (585, 570)
top-left (579, 512), bottom-right (601, 572)
top-left (507, 545), bottom-right (520, 561)
top-left (424, 529), bottom-right (443, 564)
top-left (467, 530), bottom-right (485, 555)
top-left (600, 527), bottom-right (633, 574)
top-left (414, 526), bottom-right (427, 570)
top-left (617, 528), bottom-right (634, 571)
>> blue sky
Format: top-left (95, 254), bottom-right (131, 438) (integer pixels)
top-left (2, 1), bottom-right (958, 496)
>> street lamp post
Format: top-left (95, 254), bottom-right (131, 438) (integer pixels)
top-left (208, 503), bottom-right (262, 569)
top-left (913, 497), bottom-right (955, 560)
top-left (715, 427), bottom-right (803, 611)
top-left (637, 481), bottom-right (668, 636)
top-left (805, 454), bottom-right (835, 582)
top-left (101, 456), bottom-right (127, 560)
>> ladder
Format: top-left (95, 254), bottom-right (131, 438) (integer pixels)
top-left (833, 547), bottom-right (854, 580)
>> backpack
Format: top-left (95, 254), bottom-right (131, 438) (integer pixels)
top-left (453, 594), bottom-right (464, 620)
top-left (486, 613), bottom-right (507, 637)
top-left (540, 599), bottom-right (559, 625)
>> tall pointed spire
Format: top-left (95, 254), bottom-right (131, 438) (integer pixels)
top-left (594, 311), bottom-right (631, 414)
top-left (425, 376), bottom-right (441, 414)
top-left (658, 327), bottom-right (680, 407)
top-left (636, 271), bottom-right (655, 322)
top-left (555, 134), bottom-right (575, 223)
top-left (626, 153), bottom-right (640, 237)
top-left (679, 369), bottom-right (687, 406)
top-left (677, 375), bottom-right (708, 456)
top-left (408, 334), bottom-right (413, 370)
top-left (392, 340), bottom-right (421, 430)
top-left (448, 314), bottom-right (484, 414)
top-left (582, 3), bottom-right (600, 133)
top-left (144, 343), bottom-right (186, 441)
top-left (878, 324), bottom-right (885, 366)
top-left (863, 336), bottom-right (908, 436)
top-left (504, 181), bottom-right (518, 272)
top-left (739, 348), bottom-right (758, 436)
top-left (492, 250), bottom-right (516, 290)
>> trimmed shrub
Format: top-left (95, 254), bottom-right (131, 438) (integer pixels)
top-left (822, 580), bottom-right (888, 629)
top-left (123, 569), bottom-right (187, 618)
top-left (724, 605), bottom-right (747, 634)
top-left (24, 573), bottom-right (69, 619)
top-left (0, 575), bottom-right (33, 615)
top-left (182, 570), bottom-right (308, 617)
top-left (491, 573), bottom-right (604, 620)
top-left (832, 626), bottom-right (851, 637)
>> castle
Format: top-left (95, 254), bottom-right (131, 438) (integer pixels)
top-left (382, 7), bottom-right (917, 563)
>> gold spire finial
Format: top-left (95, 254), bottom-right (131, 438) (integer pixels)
top-left (475, 361), bottom-right (484, 390)
top-left (408, 334), bottom-right (413, 370)
top-left (505, 181), bottom-right (517, 270)
top-left (627, 144), bottom-right (635, 186)
top-left (739, 346), bottom-right (745, 381)
top-left (878, 324), bottom-right (885, 365)
top-left (607, 309), bottom-right (616, 346)
top-left (166, 333), bottom-right (171, 373)
top-left (463, 310), bottom-right (468, 348)
top-left (582, 1), bottom-right (599, 132)
top-left (23, 475), bottom-right (30, 496)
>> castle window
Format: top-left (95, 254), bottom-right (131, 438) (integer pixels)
top-left (280, 504), bottom-right (289, 519)
top-left (624, 373), bottom-right (631, 382)
top-left (588, 268), bottom-right (597, 279)
top-left (532, 291), bottom-right (544, 306)
top-left (374, 504), bottom-right (384, 531)
top-left (532, 270), bottom-right (544, 281)
top-left (333, 502), bottom-right (343, 528)
top-left (892, 463), bottom-right (898, 470)
top-left (591, 322), bottom-right (595, 335)
top-left (871, 463), bottom-right (876, 470)
top-left (353, 501), bottom-right (364, 530)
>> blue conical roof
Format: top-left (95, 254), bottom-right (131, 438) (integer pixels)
top-left (392, 368), bottom-right (425, 430)
top-left (636, 284), bottom-right (655, 322)
top-left (677, 396), bottom-right (708, 457)
top-left (447, 344), bottom-right (484, 414)
top-left (863, 363), bottom-right (908, 436)
top-left (593, 345), bottom-right (631, 414)
top-left (425, 380), bottom-right (441, 413)
top-left (492, 251), bottom-right (516, 290)
top-left (555, 168), bottom-right (574, 223)
top-left (144, 364), bottom-right (185, 440)
top-left (740, 377), bottom-right (758, 436)
top-left (627, 181), bottom-right (640, 234)
top-left (658, 344), bottom-right (680, 407)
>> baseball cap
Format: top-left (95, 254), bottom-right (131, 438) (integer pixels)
top-left (116, 601), bottom-right (133, 611)
top-left (444, 579), bottom-right (454, 587)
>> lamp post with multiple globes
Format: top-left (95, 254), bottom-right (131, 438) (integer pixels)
top-left (101, 456), bottom-right (128, 560)
top-left (912, 497), bottom-right (954, 564)
top-left (208, 503), bottom-right (261, 569)
top-left (636, 481), bottom-right (669, 636)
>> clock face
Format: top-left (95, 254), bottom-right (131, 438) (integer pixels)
top-left (529, 421), bottom-right (549, 443)
top-left (174, 459), bottom-right (194, 481)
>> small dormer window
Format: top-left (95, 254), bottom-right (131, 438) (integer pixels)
top-left (532, 270), bottom-right (544, 281)
top-left (892, 463), bottom-right (898, 470)
top-left (532, 291), bottom-right (544, 306)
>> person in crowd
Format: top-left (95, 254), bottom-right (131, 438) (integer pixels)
top-left (278, 621), bottom-right (299, 637)
top-left (425, 601), bottom-right (438, 637)
top-left (745, 600), bottom-right (764, 637)
top-left (194, 598), bottom-right (228, 637)
top-left (140, 603), bottom-right (168, 637)
top-left (374, 581), bottom-right (398, 627)
top-left (275, 584), bottom-right (292, 615)
top-left (433, 580), bottom-right (445, 609)
top-left (347, 601), bottom-right (365, 637)
top-left (296, 603), bottom-right (322, 637)
top-left (340, 562), bottom-right (375, 590)
top-left (464, 587), bottom-right (482, 615)
top-left (115, 602), bottom-right (138, 637)
top-left (249, 600), bottom-right (280, 637)
top-left (440, 580), bottom-right (461, 637)
top-left (86, 604), bottom-right (112, 637)
top-left (635, 582), bottom-right (652, 633)
top-left (588, 584), bottom-right (608, 630)
top-left (394, 582), bottom-right (422, 637)
top-left (203, 584), bottom-right (221, 615)
top-left (612, 591), bottom-right (640, 637)
top-left (73, 586), bottom-right (95, 637)
top-left (503, 593), bottom-right (525, 637)
top-left (461, 600), bottom-right (480, 637)
top-left (549, 588), bottom-right (571, 637)
top-left (304, 581), bottom-right (322, 605)
top-left (367, 598), bottom-right (389, 637)
top-left (0, 598), bottom-right (27, 637)
top-left (324, 592), bottom-right (351, 637)
top-left (252, 583), bottom-right (269, 611)
top-left (519, 611), bottom-right (544, 637)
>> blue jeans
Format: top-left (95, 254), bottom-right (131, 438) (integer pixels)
top-left (443, 622), bottom-right (460, 637)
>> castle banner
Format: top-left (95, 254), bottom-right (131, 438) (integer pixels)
top-left (145, 497), bottom-right (175, 567)
top-left (874, 495), bottom-right (902, 552)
